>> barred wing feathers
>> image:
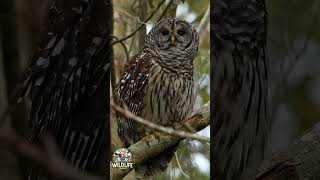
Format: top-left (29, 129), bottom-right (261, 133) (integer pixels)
top-left (212, 0), bottom-right (269, 179)
top-left (15, 0), bottom-right (110, 174)
top-left (117, 48), bottom-right (154, 146)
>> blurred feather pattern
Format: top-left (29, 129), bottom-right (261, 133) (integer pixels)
top-left (14, 0), bottom-right (111, 179)
top-left (211, 0), bottom-right (269, 179)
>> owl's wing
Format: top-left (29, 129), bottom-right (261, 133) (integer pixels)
top-left (15, 0), bottom-right (110, 172)
top-left (117, 48), bottom-right (154, 146)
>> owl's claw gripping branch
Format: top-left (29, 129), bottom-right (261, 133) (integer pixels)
top-left (110, 102), bottom-right (210, 180)
top-left (172, 122), bottom-right (183, 130)
top-left (151, 130), bottom-right (163, 140)
top-left (144, 132), bottom-right (161, 147)
top-left (111, 102), bottom-right (210, 142)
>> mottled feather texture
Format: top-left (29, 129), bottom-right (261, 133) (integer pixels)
top-left (117, 18), bottom-right (199, 178)
top-left (117, 48), bottom-right (155, 146)
top-left (15, 0), bottom-right (111, 179)
top-left (212, 0), bottom-right (269, 179)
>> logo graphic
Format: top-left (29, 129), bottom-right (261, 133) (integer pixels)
top-left (111, 148), bottom-right (133, 169)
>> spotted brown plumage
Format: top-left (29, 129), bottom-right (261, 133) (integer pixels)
top-left (117, 48), bottom-right (155, 145)
top-left (14, 0), bottom-right (111, 179)
top-left (117, 18), bottom-right (199, 178)
top-left (211, 0), bottom-right (269, 179)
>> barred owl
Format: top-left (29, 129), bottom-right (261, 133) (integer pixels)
top-left (117, 18), bottom-right (199, 178)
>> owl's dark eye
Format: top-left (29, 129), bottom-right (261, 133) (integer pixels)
top-left (177, 29), bottom-right (186, 36)
top-left (161, 29), bottom-right (169, 36)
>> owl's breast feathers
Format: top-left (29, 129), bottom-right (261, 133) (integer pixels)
top-left (117, 47), bottom-right (194, 146)
top-left (142, 58), bottom-right (194, 127)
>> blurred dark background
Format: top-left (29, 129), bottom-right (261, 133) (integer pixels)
top-left (0, 0), bottom-right (47, 179)
top-left (267, 0), bottom-right (320, 154)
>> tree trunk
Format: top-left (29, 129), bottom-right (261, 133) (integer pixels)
top-left (256, 122), bottom-right (320, 180)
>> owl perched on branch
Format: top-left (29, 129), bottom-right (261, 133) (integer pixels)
top-left (117, 18), bottom-right (199, 178)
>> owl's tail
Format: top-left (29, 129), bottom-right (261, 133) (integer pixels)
top-left (134, 144), bottom-right (178, 179)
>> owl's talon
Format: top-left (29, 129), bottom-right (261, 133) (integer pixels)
top-left (151, 130), bottom-right (162, 140)
top-left (172, 122), bottom-right (183, 130)
top-left (144, 131), bottom-right (161, 147)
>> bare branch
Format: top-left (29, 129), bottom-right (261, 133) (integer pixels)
top-left (113, 6), bottom-right (148, 25)
top-left (269, 10), bottom-right (320, 119)
top-left (174, 152), bottom-right (191, 179)
top-left (196, 6), bottom-right (210, 34)
top-left (157, 0), bottom-right (174, 21)
top-left (111, 103), bottom-right (210, 179)
top-left (256, 122), bottom-right (320, 179)
top-left (112, 36), bottom-right (129, 62)
top-left (112, 0), bottom-right (165, 45)
top-left (111, 102), bottom-right (210, 142)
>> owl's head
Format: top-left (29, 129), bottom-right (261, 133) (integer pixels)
top-left (145, 18), bottom-right (199, 56)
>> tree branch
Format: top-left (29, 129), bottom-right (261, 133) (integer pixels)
top-left (196, 6), bottom-right (210, 34)
top-left (174, 151), bottom-right (191, 179)
top-left (111, 102), bottom-right (210, 142)
top-left (157, 0), bottom-right (174, 21)
top-left (110, 103), bottom-right (210, 180)
top-left (256, 122), bottom-right (320, 180)
top-left (111, 0), bottom-right (165, 45)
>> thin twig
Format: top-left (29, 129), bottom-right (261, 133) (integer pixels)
top-left (113, 6), bottom-right (148, 25)
top-left (111, 102), bottom-right (210, 179)
top-left (111, 103), bottom-right (210, 142)
top-left (157, 0), bottom-right (174, 21)
top-left (174, 151), bottom-right (191, 179)
top-left (112, 0), bottom-right (166, 45)
top-left (196, 6), bottom-right (210, 34)
top-left (270, 9), bottom-right (319, 119)
top-left (127, 35), bottom-right (136, 58)
top-left (194, 6), bottom-right (210, 101)
top-left (112, 36), bottom-right (129, 62)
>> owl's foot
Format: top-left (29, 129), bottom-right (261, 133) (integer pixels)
top-left (172, 122), bottom-right (183, 130)
top-left (152, 130), bottom-right (163, 139)
top-left (144, 130), bottom-right (162, 147)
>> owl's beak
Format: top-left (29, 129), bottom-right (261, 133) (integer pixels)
top-left (170, 35), bottom-right (176, 46)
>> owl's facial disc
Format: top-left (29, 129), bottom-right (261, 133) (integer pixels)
top-left (145, 18), bottom-right (198, 55)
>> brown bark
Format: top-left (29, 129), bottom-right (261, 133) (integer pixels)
top-left (110, 103), bottom-right (210, 180)
top-left (256, 122), bottom-right (320, 180)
